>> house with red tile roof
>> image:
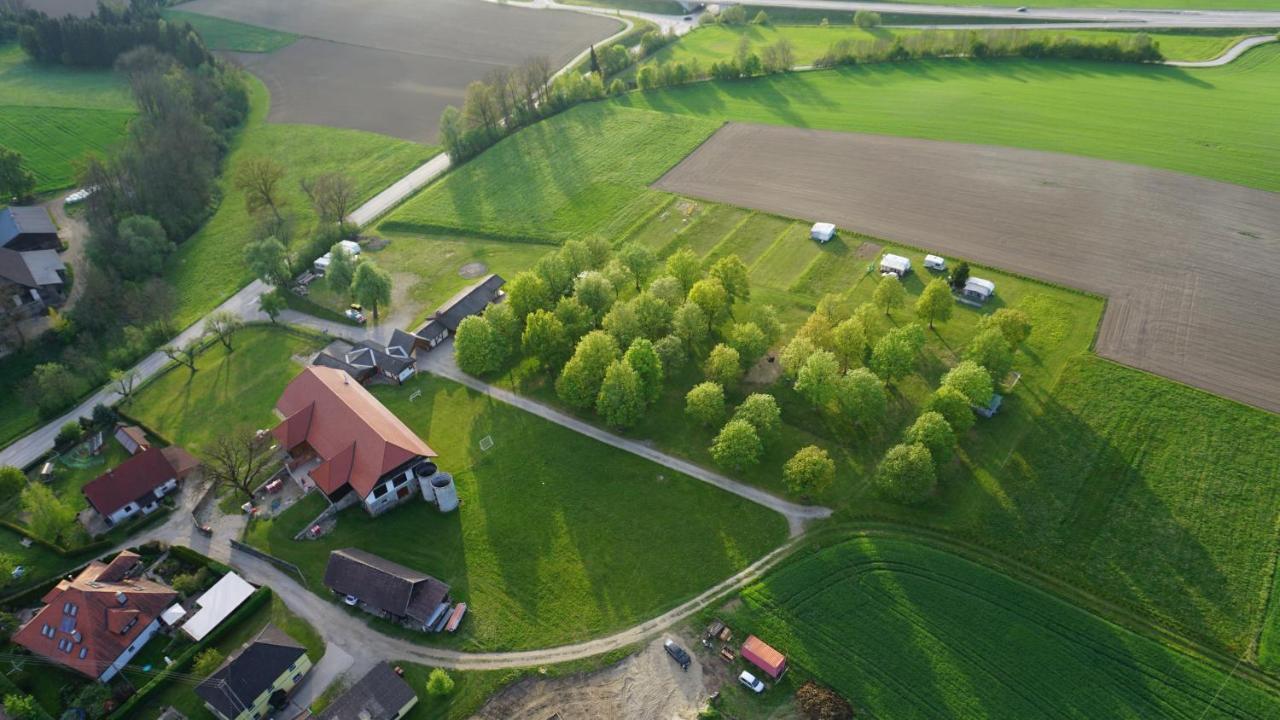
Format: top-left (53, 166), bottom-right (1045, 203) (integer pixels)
top-left (272, 367), bottom-right (437, 516)
top-left (82, 446), bottom-right (181, 528)
top-left (12, 551), bottom-right (176, 682)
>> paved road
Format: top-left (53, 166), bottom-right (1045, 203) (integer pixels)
top-left (1166, 34), bottom-right (1276, 67)
top-left (730, 0), bottom-right (1280, 27)
top-left (416, 339), bottom-right (831, 536)
top-left (348, 153), bottom-right (451, 227)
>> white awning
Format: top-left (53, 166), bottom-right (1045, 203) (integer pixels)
top-left (160, 603), bottom-right (186, 626)
top-left (181, 572), bottom-right (255, 641)
top-left (880, 254), bottom-right (911, 273)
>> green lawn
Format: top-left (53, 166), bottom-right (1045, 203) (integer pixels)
top-left (0, 43), bottom-right (134, 192)
top-left (125, 594), bottom-right (324, 720)
top-left (244, 373), bottom-right (789, 651)
top-left (720, 536), bottom-right (1280, 719)
top-left (166, 75), bottom-right (435, 329)
top-left (643, 25), bottom-right (1260, 68)
top-left (162, 10), bottom-right (298, 53)
top-left (889, 0), bottom-right (1280, 8)
top-left (126, 325), bottom-right (326, 451)
top-left (380, 103), bottom-right (719, 243)
top-left (616, 44), bottom-right (1280, 192)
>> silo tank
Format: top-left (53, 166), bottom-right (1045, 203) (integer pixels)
top-left (432, 472), bottom-right (458, 513)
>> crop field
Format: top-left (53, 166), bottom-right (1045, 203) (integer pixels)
top-left (178, 0), bottom-right (622, 140)
top-left (161, 9), bottom-right (298, 53)
top-left (655, 123), bottom-right (1280, 413)
top-left (617, 44), bottom-right (1280, 192)
top-left (724, 537), bottom-right (1280, 719)
top-left (380, 104), bottom-right (719, 242)
top-left (0, 43), bottom-right (134, 191)
top-left (642, 25), bottom-right (1256, 68)
top-left (243, 372), bottom-right (789, 651)
top-left (164, 77), bottom-right (434, 329)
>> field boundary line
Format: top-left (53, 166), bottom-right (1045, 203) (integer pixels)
top-left (701, 209), bottom-right (757, 262)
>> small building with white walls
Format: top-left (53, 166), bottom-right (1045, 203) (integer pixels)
top-left (880, 253), bottom-right (912, 277)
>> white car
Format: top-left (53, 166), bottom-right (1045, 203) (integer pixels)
top-left (343, 594), bottom-right (359, 606)
top-left (738, 670), bottom-right (765, 693)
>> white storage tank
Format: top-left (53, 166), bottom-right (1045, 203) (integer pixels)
top-left (431, 472), bottom-right (459, 513)
top-left (415, 461), bottom-right (439, 502)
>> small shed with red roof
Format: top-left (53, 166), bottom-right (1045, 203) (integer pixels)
top-left (741, 635), bottom-right (787, 679)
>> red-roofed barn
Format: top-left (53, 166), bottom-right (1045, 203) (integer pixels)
top-left (273, 367), bottom-right (437, 516)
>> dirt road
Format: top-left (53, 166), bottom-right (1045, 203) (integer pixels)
top-left (655, 123), bottom-right (1280, 413)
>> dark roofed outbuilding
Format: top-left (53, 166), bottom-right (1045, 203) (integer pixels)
top-left (438, 274), bottom-right (505, 331)
top-left (0, 207), bottom-right (58, 252)
top-left (195, 625), bottom-right (309, 720)
top-left (323, 548), bottom-right (450, 626)
top-left (315, 662), bottom-right (419, 720)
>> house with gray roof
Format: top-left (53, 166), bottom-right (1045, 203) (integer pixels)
top-left (323, 548), bottom-right (450, 629)
top-left (410, 274), bottom-right (505, 351)
top-left (315, 662), bottom-right (419, 720)
top-left (0, 207), bottom-right (65, 317)
top-left (195, 625), bottom-right (311, 720)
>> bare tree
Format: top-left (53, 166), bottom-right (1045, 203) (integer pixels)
top-left (203, 429), bottom-right (275, 500)
top-left (517, 56), bottom-right (553, 119)
top-left (462, 81), bottom-right (500, 137)
top-left (204, 310), bottom-right (243, 351)
top-left (300, 172), bottom-right (358, 226)
top-left (110, 368), bottom-right (139, 400)
top-left (487, 67), bottom-right (515, 126)
top-left (163, 339), bottom-right (201, 373)
top-left (234, 156), bottom-right (287, 222)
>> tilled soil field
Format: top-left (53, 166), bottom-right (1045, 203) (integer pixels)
top-left (26, 0), bottom-right (98, 16)
top-left (184, 0), bottom-right (622, 141)
top-left (655, 123), bottom-right (1280, 413)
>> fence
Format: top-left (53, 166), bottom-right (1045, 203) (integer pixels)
top-left (228, 539), bottom-right (307, 585)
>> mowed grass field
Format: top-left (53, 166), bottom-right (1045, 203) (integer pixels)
top-left (244, 372), bottom-right (789, 652)
top-left (161, 10), bottom-right (298, 53)
top-left (617, 44), bottom-right (1280, 192)
top-left (165, 76), bottom-right (435, 328)
top-left (0, 43), bottom-right (133, 191)
top-left (722, 537), bottom-right (1280, 719)
top-left (642, 25), bottom-right (1257, 67)
top-left (126, 325), bottom-right (324, 451)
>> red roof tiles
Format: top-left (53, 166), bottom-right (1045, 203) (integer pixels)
top-left (82, 447), bottom-right (177, 517)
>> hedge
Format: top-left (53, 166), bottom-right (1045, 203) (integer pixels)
top-left (0, 671), bottom-right (55, 720)
top-left (107, 587), bottom-right (273, 720)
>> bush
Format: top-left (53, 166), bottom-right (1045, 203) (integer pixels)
top-left (171, 567), bottom-right (212, 596)
top-left (54, 420), bottom-right (84, 450)
top-left (426, 668), bottom-right (455, 696)
top-left (192, 648), bottom-right (225, 677)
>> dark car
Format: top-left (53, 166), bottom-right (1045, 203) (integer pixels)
top-left (664, 639), bottom-right (691, 671)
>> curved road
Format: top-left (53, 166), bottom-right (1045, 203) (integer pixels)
top-left (1165, 33), bottom-right (1276, 67)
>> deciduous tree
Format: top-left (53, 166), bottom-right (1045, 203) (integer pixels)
top-left (836, 367), bottom-right (886, 428)
top-left (21, 483), bottom-right (76, 543)
top-left (325, 243), bottom-right (357, 294)
top-left (455, 315), bottom-right (505, 376)
top-left (672, 301), bottom-right (710, 356)
top-left (204, 310), bottom-right (242, 351)
top-left (602, 299), bottom-right (642, 349)
top-left (89, 215), bottom-right (172, 281)
top-left (727, 322), bottom-right (768, 367)
top-left (624, 338), bottom-right (664, 404)
top-left (193, 648), bottom-right (225, 677)
top-left (870, 333), bottom-right (914, 384)
top-left (709, 254), bottom-right (750, 304)
top-left (964, 328), bottom-right (1014, 382)
top-left (830, 316), bottom-right (867, 368)
top-left (873, 274), bottom-right (906, 316)
top-left (784, 446), bottom-right (835, 497)
top-left (665, 248), bottom-right (702, 293)
top-left (556, 331), bottom-right (620, 409)
top-left (874, 443), bottom-right (935, 504)
top-left (244, 236), bottom-right (293, 288)
top-left (733, 393), bottom-right (781, 443)
top-left (573, 271), bottom-right (616, 321)
top-left (941, 360), bottom-right (993, 406)
top-left (300, 171), bottom-right (356, 226)
top-left (979, 308), bottom-right (1033, 347)
top-left (618, 243), bottom-right (657, 291)
top-left (0, 146), bottom-right (35, 202)
top-left (779, 336), bottom-right (818, 379)
top-left (203, 429), bottom-right (274, 500)
top-left (351, 261), bottom-right (392, 320)
top-left (259, 290), bottom-right (286, 323)
top-left (904, 411), bottom-right (956, 463)
top-left (426, 668), bottom-right (455, 697)
top-left (704, 343), bottom-right (743, 388)
top-left (685, 381), bottom-right (726, 427)
top-left (915, 278), bottom-right (954, 329)
top-left (508, 271), bottom-right (553, 323)
top-left (522, 309), bottom-right (571, 369)
top-left (0, 467), bottom-right (25, 498)
top-left (596, 360), bottom-right (645, 429)
top-left (711, 419), bottom-right (762, 471)
top-left (687, 277), bottom-right (729, 325)
top-left (234, 156), bottom-right (286, 221)
top-left (926, 386), bottom-right (975, 433)
top-left (554, 295), bottom-right (595, 341)
top-left (795, 350), bottom-right (840, 407)
top-left (653, 334), bottom-right (687, 372)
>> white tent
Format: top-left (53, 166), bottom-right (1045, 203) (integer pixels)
top-left (160, 603), bottom-right (187, 627)
top-left (880, 254), bottom-right (912, 277)
top-left (182, 572), bottom-right (255, 641)
top-left (337, 240), bottom-right (361, 256)
top-left (810, 222), bottom-right (835, 243)
top-left (964, 277), bottom-right (996, 301)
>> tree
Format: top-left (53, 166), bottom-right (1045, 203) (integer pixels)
top-left (203, 429), bottom-right (273, 500)
top-left (556, 331), bottom-right (620, 409)
top-left (709, 255), bottom-right (750, 304)
top-left (0, 467), bottom-right (24, 498)
top-left (795, 350), bottom-right (840, 407)
top-left (163, 339), bottom-right (201, 374)
top-left (875, 443), bottom-right (935, 504)
top-left (244, 236), bottom-right (292, 288)
top-left (234, 156), bottom-right (287, 221)
top-left (534, 252), bottom-right (573, 297)
top-left (904, 411), bottom-right (956, 463)
top-left (685, 382), bottom-right (726, 427)
top-left (603, 258), bottom-right (634, 294)
top-left (110, 368), bottom-right (139, 401)
top-left (784, 446), bottom-right (835, 497)
top-left (21, 483), bottom-right (75, 543)
top-left (665, 248), bottom-right (702, 293)
top-left (672, 301), bottom-right (710, 356)
top-left (830, 317), bottom-right (867, 368)
top-left (734, 393), bottom-right (781, 442)
top-left (647, 275), bottom-right (684, 307)
top-left (926, 386), bottom-right (975, 434)
top-left (870, 333), bottom-right (914, 384)
top-left (92, 215), bottom-right (172, 281)
top-left (704, 344), bottom-right (743, 388)
top-left (3, 694), bottom-right (37, 720)
top-left (941, 360), bottom-right (994, 406)
top-left (836, 367), bottom-right (887, 428)
top-left (624, 338), bottom-right (664, 404)
top-left (204, 310), bottom-right (242, 351)
top-left (55, 421), bottom-right (82, 450)
top-left (426, 668), bottom-right (455, 697)
top-left (727, 322), bottom-right (768, 367)
top-left (853, 9), bottom-right (882, 27)
top-left (873, 274), bottom-right (906, 316)
top-left (574, 271), bottom-right (616, 321)
top-left (915, 278), bottom-right (954, 329)
top-left (25, 362), bottom-right (88, 415)
top-left (596, 360), bottom-right (645, 428)
top-left (795, 681), bottom-right (854, 720)
top-left (631, 292), bottom-right (673, 340)
top-left (438, 105), bottom-right (467, 159)
top-left (755, 305), bottom-right (783, 347)
top-left (351, 261), bottom-right (392, 320)
top-left (978, 308), bottom-right (1033, 347)
top-left (687, 277), bottom-right (729, 325)
top-left (300, 171), bottom-right (357, 226)
top-left (950, 261), bottom-right (970, 290)
top-left (711, 419), bottom-right (762, 471)
top-left (522, 309), bottom-right (571, 369)
top-left (796, 308), bottom-right (835, 350)
top-left (193, 648), bottom-right (225, 677)
top-left (964, 327), bottom-right (1014, 381)
top-left (779, 336), bottom-right (818, 379)
top-left (618, 243), bottom-right (657, 291)
top-left (508, 271), bottom-right (553, 323)
top-left (325, 243), bottom-right (357, 294)
top-left (602, 300), bottom-right (642, 349)
top-left (259, 289), bottom-right (286, 323)
top-left (555, 295), bottom-right (595, 341)
top-left (0, 146), bottom-right (35, 202)
top-left (70, 681), bottom-right (113, 719)
top-left (455, 315), bottom-right (505, 375)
